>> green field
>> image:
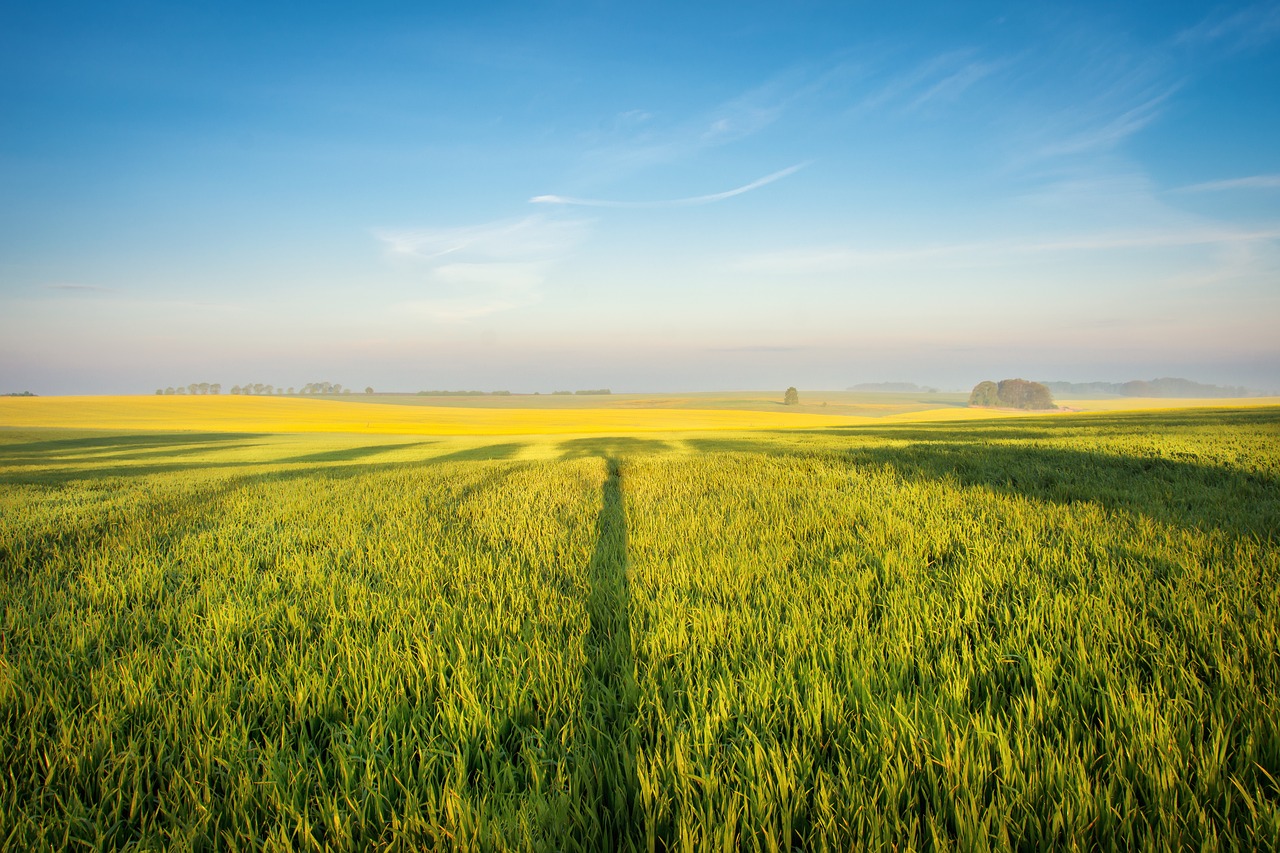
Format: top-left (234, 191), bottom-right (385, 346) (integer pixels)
top-left (1, 406), bottom-right (1278, 849)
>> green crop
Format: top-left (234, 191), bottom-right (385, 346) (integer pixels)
top-left (0, 408), bottom-right (1276, 849)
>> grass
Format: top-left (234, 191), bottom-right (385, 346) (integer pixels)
top-left (0, 403), bottom-right (1277, 849)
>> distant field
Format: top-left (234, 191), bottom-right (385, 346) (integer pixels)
top-left (0, 394), bottom-right (866, 436)
top-left (1, 403), bottom-right (1277, 848)
top-left (348, 389), bottom-right (977, 418)
top-left (5, 392), bottom-right (1277, 437)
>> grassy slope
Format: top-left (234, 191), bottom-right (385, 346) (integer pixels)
top-left (0, 407), bottom-right (1277, 848)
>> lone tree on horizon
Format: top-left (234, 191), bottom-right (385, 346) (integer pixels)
top-left (784, 386), bottom-right (800, 405)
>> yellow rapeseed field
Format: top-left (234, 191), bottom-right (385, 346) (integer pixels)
top-left (8, 393), bottom-right (1271, 437)
top-left (0, 394), bottom-right (1026, 436)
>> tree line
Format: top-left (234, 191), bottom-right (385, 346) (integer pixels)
top-left (1043, 377), bottom-right (1253, 398)
top-left (155, 382), bottom-right (375, 396)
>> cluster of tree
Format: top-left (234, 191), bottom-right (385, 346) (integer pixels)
top-left (847, 382), bottom-right (939, 393)
top-left (969, 379), bottom-right (1056, 410)
top-left (155, 381), bottom-right (371, 396)
top-left (417, 390), bottom-right (512, 396)
top-left (2, 391), bottom-right (37, 397)
top-left (784, 386), bottom-right (800, 405)
top-left (230, 384), bottom-right (287, 395)
top-left (550, 389), bottom-right (612, 395)
top-left (1042, 377), bottom-right (1252, 398)
top-left (156, 383), bottom-right (222, 395)
top-left (228, 382), bottom-right (360, 395)
top-left (296, 382), bottom-right (352, 395)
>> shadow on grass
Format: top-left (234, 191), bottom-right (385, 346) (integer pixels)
top-left (280, 442), bottom-right (431, 464)
top-left (580, 457), bottom-right (639, 847)
top-left (427, 443), bottom-right (524, 464)
top-left (559, 436), bottom-right (670, 459)
top-left (688, 410), bottom-right (1280, 540)
top-left (0, 435), bottom-right (530, 487)
top-left (0, 432), bottom-right (268, 457)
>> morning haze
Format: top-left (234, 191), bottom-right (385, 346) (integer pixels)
top-left (2, 2), bottom-right (1278, 392)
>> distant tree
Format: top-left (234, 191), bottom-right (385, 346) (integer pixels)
top-left (253, 383), bottom-right (265, 395)
top-left (784, 387), bottom-right (800, 405)
top-left (196, 382), bottom-right (209, 395)
top-left (230, 385), bottom-right (241, 395)
top-left (288, 387), bottom-right (295, 395)
top-left (188, 383), bottom-right (198, 395)
top-left (210, 383), bottom-right (221, 395)
top-left (165, 387), bottom-right (175, 395)
top-left (997, 378), bottom-right (1055, 410)
top-left (365, 386), bottom-right (374, 395)
top-left (968, 381), bottom-right (999, 407)
top-left (155, 389), bottom-right (163, 395)
top-left (264, 384), bottom-right (274, 395)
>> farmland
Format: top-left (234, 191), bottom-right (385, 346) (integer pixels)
top-left (1, 397), bottom-right (1278, 849)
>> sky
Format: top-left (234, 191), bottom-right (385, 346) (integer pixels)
top-left (2, 1), bottom-right (1279, 394)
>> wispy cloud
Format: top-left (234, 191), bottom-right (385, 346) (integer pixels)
top-left (994, 20), bottom-right (1181, 170)
top-left (581, 68), bottom-right (826, 176)
top-left (375, 215), bottom-right (587, 322)
top-left (736, 225), bottom-right (1280, 273)
top-left (1034, 86), bottom-right (1178, 159)
top-left (530, 163), bottom-right (808, 209)
top-left (1175, 4), bottom-right (1280, 52)
top-left (405, 262), bottom-right (546, 322)
top-left (908, 60), bottom-right (1002, 109)
top-left (374, 215), bottom-right (587, 261)
top-left (1174, 174), bottom-right (1280, 192)
top-left (852, 49), bottom-right (1002, 116)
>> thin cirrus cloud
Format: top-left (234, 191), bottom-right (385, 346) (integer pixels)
top-left (374, 215), bottom-right (588, 323)
top-left (374, 215), bottom-right (588, 261)
top-left (1175, 3), bottom-right (1280, 51)
top-left (854, 49), bottom-right (999, 115)
top-left (529, 162), bottom-right (808, 209)
top-left (404, 262), bottom-right (547, 323)
top-left (1034, 87), bottom-right (1178, 160)
top-left (583, 69), bottom-right (819, 176)
top-left (1174, 174), bottom-right (1280, 192)
top-left (735, 225), bottom-right (1280, 274)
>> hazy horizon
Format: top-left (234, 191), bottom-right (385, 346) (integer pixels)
top-left (3, 2), bottom-right (1279, 396)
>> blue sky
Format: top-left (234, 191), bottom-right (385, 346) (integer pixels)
top-left (2, 1), bottom-right (1278, 393)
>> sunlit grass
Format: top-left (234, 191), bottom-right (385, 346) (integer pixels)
top-left (0, 406), bottom-right (1276, 848)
